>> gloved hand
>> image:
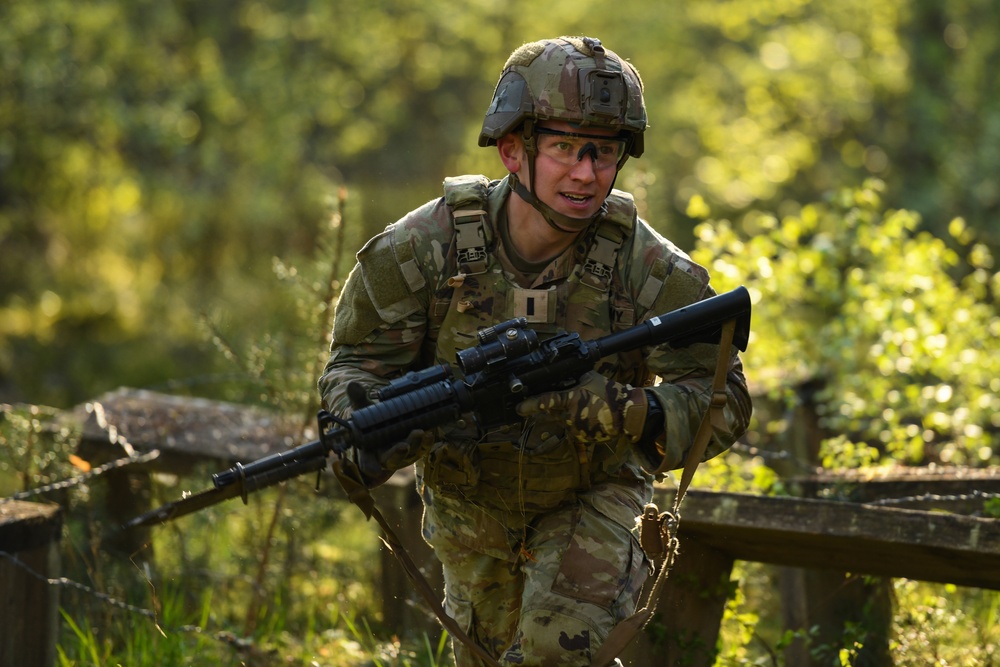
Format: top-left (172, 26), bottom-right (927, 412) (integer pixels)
top-left (344, 381), bottom-right (434, 487)
top-left (516, 371), bottom-right (649, 444)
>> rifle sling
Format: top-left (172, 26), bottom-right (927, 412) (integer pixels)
top-left (589, 317), bottom-right (738, 667)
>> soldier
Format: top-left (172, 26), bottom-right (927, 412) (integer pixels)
top-left (319, 36), bottom-right (752, 667)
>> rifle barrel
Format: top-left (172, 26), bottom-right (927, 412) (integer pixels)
top-left (123, 452), bottom-right (329, 529)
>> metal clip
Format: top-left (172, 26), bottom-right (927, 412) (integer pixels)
top-left (638, 503), bottom-right (677, 564)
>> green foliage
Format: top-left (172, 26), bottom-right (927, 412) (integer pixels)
top-left (693, 178), bottom-right (1000, 469)
top-left (0, 0), bottom-right (500, 405)
top-left (35, 199), bottom-right (452, 665)
top-left (890, 581), bottom-right (1000, 666)
top-left (0, 403), bottom-right (80, 497)
top-left (57, 588), bottom-right (239, 667)
top-left (985, 497), bottom-right (1000, 519)
top-left (45, 469), bottom-right (452, 666)
top-left (714, 564), bottom-right (1000, 666)
top-left (3, 0), bottom-right (1000, 408)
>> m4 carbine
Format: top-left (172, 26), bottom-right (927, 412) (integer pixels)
top-left (125, 286), bottom-right (750, 529)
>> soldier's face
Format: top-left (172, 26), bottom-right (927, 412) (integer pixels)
top-left (532, 121), bottom-right (619, 219)
top-left (503, 121), bottom-right (620, 220)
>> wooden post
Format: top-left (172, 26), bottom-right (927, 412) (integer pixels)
top-left (770, 388), bottom-right (895, 667)
top-left (371, 468), bottom-right (444, 642)
top-left (621, 536), bottom-right (735, 667)
top-left (0, 500), bottom-right (63, 667)
top-left (780, 568), bottom-right (893, 666)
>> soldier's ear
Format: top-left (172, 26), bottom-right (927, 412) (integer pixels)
top-left (497, 133), bottom-right (525, 174)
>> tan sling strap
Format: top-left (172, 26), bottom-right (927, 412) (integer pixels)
top-left (589, 318), bottom-right (739, 667)
top-left (331, 457), bottom-right (504, 667)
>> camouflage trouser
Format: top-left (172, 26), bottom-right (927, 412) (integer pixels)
top-left (421, 482), bottom-right (650, 667)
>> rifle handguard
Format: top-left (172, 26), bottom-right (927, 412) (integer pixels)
top-left (124, 287), bottom-right (751, 530)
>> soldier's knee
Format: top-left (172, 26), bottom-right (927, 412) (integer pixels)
top-left (501, 608), bottom-right (610, 667)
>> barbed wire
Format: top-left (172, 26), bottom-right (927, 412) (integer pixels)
top-left (728, 443), bottom-right (1000, 512)
top-left (0, 549), bottom-right (254, 650)
top-left (2, 398), bottom-right (161, 505)
top-left (865, 489), bottom-right (1000, 508)
top-left (730, 442), bottom-right (821, 472)
top-left (1, 450), bottom-right (161, 505)
top-left (2, 399), bottom-right (272, 654)
top-left (4, 398), bottom-right (997, 641)
top-left (1, 548), bottom-right (157, 618)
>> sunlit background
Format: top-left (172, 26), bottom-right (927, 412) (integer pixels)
top-left (1, 1), bottom-right (999, 664)
top-left (3, 0), bottom-right (998, 410)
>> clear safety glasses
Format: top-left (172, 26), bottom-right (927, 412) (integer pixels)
top-left (534, 127), bottom-right (627, 171)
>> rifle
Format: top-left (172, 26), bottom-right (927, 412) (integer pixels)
top-left (125, 285), bottom-right (750, 529)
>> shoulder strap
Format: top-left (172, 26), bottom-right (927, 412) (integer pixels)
top-left (425, 176), bottom-right (494, 337)
top-left (443, 175), bottom-right (492, 276)
top-left (580, 189), bottom-right (634, 293)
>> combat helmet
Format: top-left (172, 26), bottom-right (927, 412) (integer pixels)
top-left (479, 36), bottom-right (647, 233)
top-left (480, 36), bottom-right (647, 165)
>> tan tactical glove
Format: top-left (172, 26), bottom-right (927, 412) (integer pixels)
top-left (344, 381), bottom-right (434, 487)
top-left (516, 371), bottom-right (650, 443)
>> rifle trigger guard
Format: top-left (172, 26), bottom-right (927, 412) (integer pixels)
top-left (235, 462), bottom-right (249, 505)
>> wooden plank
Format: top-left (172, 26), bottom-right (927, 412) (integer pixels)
top-left (0, 501), bottom-right (62, 667)
top-left (71, 388), bottom-right (305, 465)
top-left (796, 466), bottom-right (1000, 511)
top-left (0, 500), bottom-right (62, 552)
top-left (662, 489), bottom-right (1000, 590)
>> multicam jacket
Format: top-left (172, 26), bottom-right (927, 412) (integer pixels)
top-left (319, 175), bottom-right (751, 512)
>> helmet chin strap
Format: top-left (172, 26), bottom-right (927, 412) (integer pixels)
top-left (509, 175), bottom-right (602, 234)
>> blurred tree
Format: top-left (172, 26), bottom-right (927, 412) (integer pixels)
top-left (1, 0), bottom-right (998, 411)
top-left (894, 0), bottom-right (1000, 244)
top-left (0, 0), bottom-right (515, 404)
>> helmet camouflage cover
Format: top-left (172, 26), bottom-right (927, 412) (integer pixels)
top-left (479, 36), bottom-right (647, 160)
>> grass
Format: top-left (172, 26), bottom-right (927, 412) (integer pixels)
top-left (49, 473), bottom-right (454, 667)
top-left (55, 586), bottom-right (453, 667)
top-left (49, 479), bottom-right (1000, 666)
top-left (3, 408), bottom-right (997, 666)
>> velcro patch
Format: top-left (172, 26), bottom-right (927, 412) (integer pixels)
top-left (512, 287), bottom-right (557, 323)
top-left (358, 230), bottom-right (422, 324)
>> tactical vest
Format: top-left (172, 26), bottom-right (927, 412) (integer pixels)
top-left (419, 175), bottom-right (652, 512)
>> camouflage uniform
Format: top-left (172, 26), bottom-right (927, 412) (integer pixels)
top-left (319, 37), bottom-right (752, 667)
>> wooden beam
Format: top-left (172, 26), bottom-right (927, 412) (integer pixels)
top-left (71, 387), bottom-right (305, 466)
top-left (795, 467), bottom-right (1000, 510)
top-left (662, 489), bottom-right (1000, 590)
top-left (0, 500), bottom-right (62, 553)
top-left (57, 390), bottom-right (1000, 593)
